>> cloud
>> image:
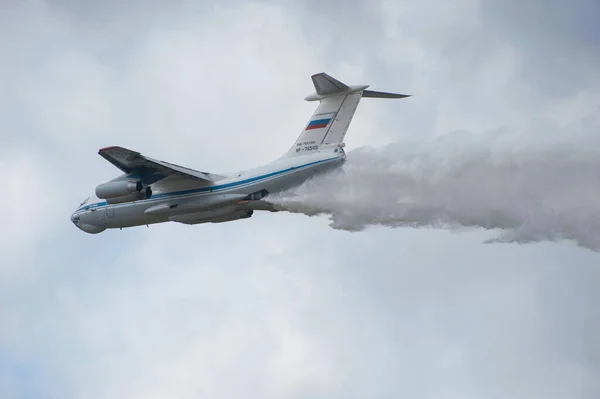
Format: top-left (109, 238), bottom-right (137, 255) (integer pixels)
top-left (1, 0), bottom-right (599, 398)
top-left (0, 150), bottom-right (64, 280)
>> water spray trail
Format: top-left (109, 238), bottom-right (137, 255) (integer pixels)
top-left (270, 114), bottom-right (600, 251)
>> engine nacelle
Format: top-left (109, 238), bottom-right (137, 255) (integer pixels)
top-left (96, 180), bottom-right (142, 199)
top-left (106, 187), bottom-right (153, 204)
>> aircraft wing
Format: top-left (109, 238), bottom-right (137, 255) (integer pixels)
top-left (98, 146), bottom-right (226, 182)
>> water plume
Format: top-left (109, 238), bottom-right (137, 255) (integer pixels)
top-left (269, 113), bottom-right (600, 251)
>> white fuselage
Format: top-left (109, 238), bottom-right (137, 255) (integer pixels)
top-left (71, 147), bottom-right (345, 233)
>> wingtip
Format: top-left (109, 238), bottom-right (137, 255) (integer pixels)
top-left (99, 146), bottom-right (119, 152)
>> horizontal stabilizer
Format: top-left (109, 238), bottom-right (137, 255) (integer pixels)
top-left (311, 73), bottom-right (349, 96)
top-left (305, 73), bottom-right (410, 101)
top-left (362, 90), bottom-right (411, 99)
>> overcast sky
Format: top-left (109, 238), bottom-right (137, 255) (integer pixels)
top-left (1, 0), bottom-right (600, 398)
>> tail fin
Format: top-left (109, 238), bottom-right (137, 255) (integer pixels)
top-left (286, 73), bottom-right (410, 157)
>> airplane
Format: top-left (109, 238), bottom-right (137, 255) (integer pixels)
top-left (71, 73), bottom-right (409, 234)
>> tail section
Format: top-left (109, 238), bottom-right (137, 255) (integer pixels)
top-left (286, 73), bottom-right (410, 157)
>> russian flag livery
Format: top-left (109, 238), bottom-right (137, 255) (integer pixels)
top-left (305, 116), bottom-right (333, 130)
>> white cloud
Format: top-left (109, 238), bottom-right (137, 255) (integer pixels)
top-left (1, 1), bottom-right (599, 399)
top-left (0, 151), bottom-right (64, 279)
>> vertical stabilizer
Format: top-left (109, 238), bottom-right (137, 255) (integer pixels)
top-left (285, 73), bottom-right (410, 157)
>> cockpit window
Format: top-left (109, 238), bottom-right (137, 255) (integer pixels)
top-left (79, 197), bottom-right (90, 207)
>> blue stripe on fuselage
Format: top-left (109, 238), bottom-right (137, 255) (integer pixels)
top-left (77, 156), bottom-right (339, 212)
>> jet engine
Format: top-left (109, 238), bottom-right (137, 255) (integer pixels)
top-left (106, 186), bottom-right (153, 204)
top-left (96, 180), bottom-right (143, 199)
